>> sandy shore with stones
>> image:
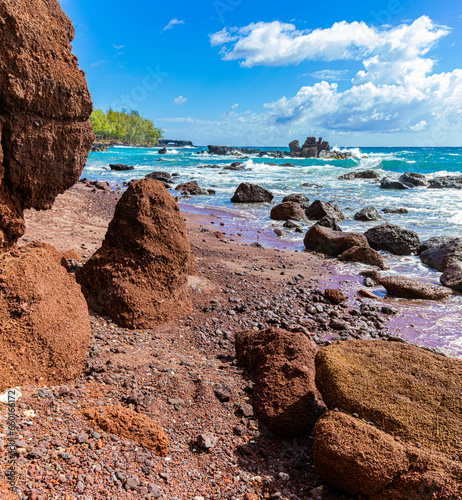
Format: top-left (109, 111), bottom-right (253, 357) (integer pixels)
top-left (0, 181), bottom-right (454, 499)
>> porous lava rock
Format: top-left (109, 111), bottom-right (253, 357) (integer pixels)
top-left (282, 193), bottom-right (309, 205)
top-left (324, 289), bottom-right (347, 304)
top-left (0, 245), bottom-right (91, 391)
top-left (305, 200), bottom-right (345, 221)
top-left (235, 327), bottom-right (324, 437)
top-left (304, 226), bottom-right (368, 256)
top-left (313, 410), bottom-right (462, 499)
top-left (364, 223), bottom-right (421, 255)
top-left (315, 339), bottom-right (462, 456)
top-left (314, 215), bottom-right (342, 231)
top-left (398, 172), bottom-right (428, 187)
top-left (338, 246), bottom-right (389, 270)
top-left (231, 183), bottom-right (274, 203)
top-left (0, 0), bottom-right (94, 249)
top-left (76, 178), bottom-right (192, 329)
top-left (84, 406), bottom-right (168, 455)
top-left (270, 202), bottom-right (307, 221)
top-left (338, 170), bottom-right (381, 180)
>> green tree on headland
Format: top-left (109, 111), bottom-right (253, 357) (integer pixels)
top-left (90, 108), bottom-right (163, 146)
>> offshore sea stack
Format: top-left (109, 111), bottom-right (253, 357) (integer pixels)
top-left (0, 245), bottom-right (91, 391)
top-left (0, 0), bottom-right (94, 249)
top-left (76, 178), bottom-right (193, 329)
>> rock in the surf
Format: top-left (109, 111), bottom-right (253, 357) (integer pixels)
top-left (305, 200), bottom-right (345, 221)
top-left (398, 172), bottom-right (428, 187)
top-left (440, 261), bottom-right (462, 292)
top-left (419, 237), bottom-right (462, 271)
top-left (354, 206), bottom-right (382, 221)
top-left (270, 202), bottom-right (307, 221)
top-left (380, 177), bottom-right (410, 190)
top-left (231, 183), bottom-right (274, 203)
top-left (364, 223), bottom-right (421, 255)
top-left (338, 170), bottom-right (381, 180)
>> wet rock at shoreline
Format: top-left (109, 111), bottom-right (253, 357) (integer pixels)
top-left (381, 207), bottom-right (408, 214)
top-left (270, 202), bottom-right (307, 221)
top-left (76, 178), bottom-right (192, 328)
top-left (419, 237), bottom-right (462, 271)
top-left (361, 271), bottom-right (451, 300)
top-left (231, 183), bottom-right (274, 203)
top-left (0, 244), bottom-right (91, 391)
top-left (354, 206), bottom-right (382, 221)
top-left (338, 246), bottom-right (389, 270)
top-left (158, 148), bottom-right (167, 154)
top-left (208, 145), bottom-right (242, 156)
top-left (175, 181), bottom-right (208, 195)
top-left (305, 200), bottom-right (345, 221)
top-left (282, 193), bottom-right (310, 206)
top-left (440, 262), bottom-right (462, 292)
top-left (84, 406), bottom-right (168, 455)
top-left (235, 327), bottom-right (325, 437)
top-left (398, 172), bottom-right (428, 187)
top-left (338, 170), bottom-right (381, 180)
top-left (110, 164), bottom-right (134, 171)
top-left (0, 0), bottom-right (94, 249)
top-left (364, 223), bottom-right (421, 255)
top-left (146, 171), bottom-right (172, 187)
top-left (380, 177), bottom-right (410, 190)
top-left (304, 226), bottom-right (368, 256)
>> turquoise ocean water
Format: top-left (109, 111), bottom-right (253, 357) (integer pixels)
top-left (83, 145), bottom-right (462, 355)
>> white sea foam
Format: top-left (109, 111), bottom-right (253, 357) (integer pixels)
top-left (450, 212), bottom-right (462, 224)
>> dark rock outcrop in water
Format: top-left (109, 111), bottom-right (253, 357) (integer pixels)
top-left (76, 179), bottom-right (192, 329)
top-left (364, 223), bottom-right (421, 255)
top-left (109, 164), bottom-right (134, 171)
top-left (380, 177), bottom-right (410, 190)
top-left (231, 183), bottom-right (274, 203)
top-left (235, 327), bottom-right (325, 437)
top-left (428, 176), bottom-right (462, 189)
top-left (354, 206), bottom-right (382, 221)
top-left (305, 200), bottom-right (345, 221)
top-left (0, 0), bottom-right (94, 249)
top-left (338, 170), bottom-right (381, 180)
top-left (399, 172), bottom-right (428, 186)
top-left (419, 237), bottom-right (462, 271)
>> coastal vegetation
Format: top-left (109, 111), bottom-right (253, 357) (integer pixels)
top-left (90, 108), bottom-right (163, 146)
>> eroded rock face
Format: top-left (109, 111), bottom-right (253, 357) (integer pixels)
top-left (0, 0), bottom-right (94, 249)
top-left (235, 327), bottom-right (325, 437)
top-left (76, 178), bottom-right (192, 329)
top-left (0, 245), bottom-right (91, 391)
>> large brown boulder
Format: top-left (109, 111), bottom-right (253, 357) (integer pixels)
top-left (314, 410), bottom-right (462, 499)
top-left (270, 202), bottom-right (307, 221)
top-left (419, 237), bottom-right (462, 271)
top-left (76, 178), bottom-right (192, 329)
top-left (0, 0), bottom-right (94, 249)
top-left (315, 340), bottom-right (462, 456)
top-left (440, 261), bottom-right (462, 291)
top-left (235, 327), bottom-right (324, 437)
top-left (304, 225), bottom-right (369, 256)
top-left (338, 246), bottom-right (389, 270)
top-left (0, 245), bottom-right (91, 391)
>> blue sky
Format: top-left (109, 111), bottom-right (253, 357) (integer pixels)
top-left (62, 0), bottom-right (462, 146)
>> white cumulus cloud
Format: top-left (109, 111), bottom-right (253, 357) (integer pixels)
top-left (164, 19), bottom-right (185, 31)
top-left (208, 16), bottom-right (462, 136)
top-left (173, 95), bottom-right (187, 105)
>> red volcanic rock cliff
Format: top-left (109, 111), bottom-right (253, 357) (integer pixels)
top-left (0, 0), bottom-right (94, 249)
